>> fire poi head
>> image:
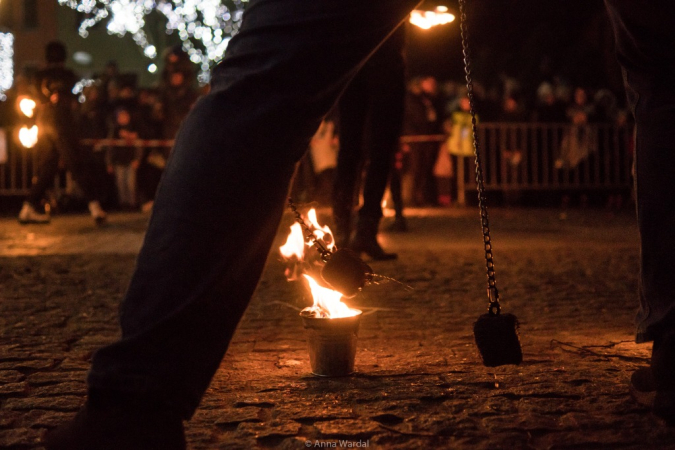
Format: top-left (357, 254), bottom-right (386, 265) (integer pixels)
top-left (279, 208), bottom-right (363, 318)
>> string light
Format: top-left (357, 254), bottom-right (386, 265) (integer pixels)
top-left (0, 32), bottom-right (14, 101)
top-left (57, 0), bottom-right (247, 83)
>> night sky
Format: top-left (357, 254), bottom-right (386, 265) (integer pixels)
top-left (406, 0), bottom-right (623, 96)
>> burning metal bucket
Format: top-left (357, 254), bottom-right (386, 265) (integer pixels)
top-left (301, 310), bottom-right (362, 377)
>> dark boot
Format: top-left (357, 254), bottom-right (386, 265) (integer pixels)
top-left (350, 217), bottom-right (397, 260)
top-left (43, 390), bottom-right (186, 450)
top-left (630, 331), bottom-right (675, 425)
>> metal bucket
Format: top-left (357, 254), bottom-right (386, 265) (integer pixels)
top-left (301, 310), bottom-right (362, 377)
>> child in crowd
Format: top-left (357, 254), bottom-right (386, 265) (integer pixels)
top-left (105, 107), bottom-right (143, 209)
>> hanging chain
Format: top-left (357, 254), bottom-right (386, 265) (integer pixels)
top-left (458, 0), bottom-right (500, 315)
top-left (287, 198), bottom-right (332, 262)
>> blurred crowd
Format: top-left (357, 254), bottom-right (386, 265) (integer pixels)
top-left (2, 46), bottom-right (203, 212)
top-left (1, 46), bottom-right (631, 212)
top-left (298, 74), bottom-right (633, 209)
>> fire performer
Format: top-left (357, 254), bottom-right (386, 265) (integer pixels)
top-left (45, 1), bottom-right (674, 448)
top-left (18, 41), bottom-right (107, 225)
top-left (331, 26), bottom-right (406, 260)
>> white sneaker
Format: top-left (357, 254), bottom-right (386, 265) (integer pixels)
top-left (88, 200), bottom-right (107, 225)
top-left (18, 202), bottom-right (50, 224)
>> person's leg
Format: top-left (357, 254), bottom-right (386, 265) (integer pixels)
top-left (605, 0), bottom-right (675, 422)
top-left (114, 165), bottom-right (127, 206)
top-left (352, 35), bottom-right (406, 259)
top-left (87, 0), bottom-right (419, 420)
top-left (128, 165), bottom-right (138, 208)
top-left (333, 69), bottom-right (368, 248)
top-left (25, 138), bottom-right (59, 209)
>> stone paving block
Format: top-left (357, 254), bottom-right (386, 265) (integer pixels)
top-left (0, 371), bottom-right (25, 384)
top-left (0, 427), bottom-right (43, 448)
top-left (31, 382), bottom-right (87, 397)
top-left (19, 409), bottom-right (73, 429)
top-left (0, 410), bottom-right (21, 428)
top-left (4, 395), bottom-right (83, 412)
top-left (26, 371), bottom-right (86, 387)
top-left (314, 417), bottom-right (382, 438)
top-left (0, 382), bottom-right (29, 397)
top-left (236, 419), bottom-right (302, 440)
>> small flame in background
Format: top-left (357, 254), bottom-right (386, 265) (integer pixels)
top-left (19, 125), bottom-right (38, 148)
top-left (279, 208), bottom-right (359, 319)
top-left (18, 97), bottom-right (36, 118)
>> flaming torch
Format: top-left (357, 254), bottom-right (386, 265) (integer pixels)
top-left (18, 125), bottom-right (38, 149)
top-left (17, 96), bottom-right (38, 149)
top-left (280, 208), bottom-right (363, 376)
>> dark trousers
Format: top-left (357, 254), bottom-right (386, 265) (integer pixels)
top-left (332, 31), bottom-right (406, 227)
top-left (28, 103), bottom-right (101, 206)
top-left (87, 0), bottom-right (419, 419)
top-left (605, 0), bottom-right (675, 342)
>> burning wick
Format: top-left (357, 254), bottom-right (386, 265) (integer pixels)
top-left (301, 274), bottom-right (360, 319)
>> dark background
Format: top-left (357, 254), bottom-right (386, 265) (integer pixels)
top-left (405, 0), bottom-right (623, 98)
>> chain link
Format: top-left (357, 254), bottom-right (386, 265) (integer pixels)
top-left (458, 0), bottom-right (501, 314)
top-left (287, 198), bottom-right (332, 262)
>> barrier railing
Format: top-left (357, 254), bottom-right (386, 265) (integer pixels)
top-left (1, 123), bottom-right (633, 199)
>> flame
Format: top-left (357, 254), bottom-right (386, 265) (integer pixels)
top-left (280, 208), bottom-right (357, 317)
top-left (280, 222), bottom-right (305, 260)
top-left (19, 125), bottom-right (38, 148)
top-left (18, 97), bottom-right (36, 118)
top-left (410, 7), bottom-right (455, 29)
top-left (307, 208), bottom-right (335, 251)
top-left (302, 274), bottom-right (360, 319)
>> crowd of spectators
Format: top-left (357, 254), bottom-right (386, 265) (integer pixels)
top-left (2, 48), bottom-right (630, 212)
top-left (3, 46), bottom-right (202, 212)
top-left (297, 74), bottom-right (632, 210)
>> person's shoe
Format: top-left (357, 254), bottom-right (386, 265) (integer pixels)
top-left (387, 215), bottom-right (408, 233)
top-left (42, 393), bottom-right (186, 450)
top-left (630, 332), bottom-right (675, 425)
top-left (350, 217), bottom-right (397, 261)
top-left (18, 202), bottom-right (50, 224)
top-left (88, 201), bottom-right (107, 225)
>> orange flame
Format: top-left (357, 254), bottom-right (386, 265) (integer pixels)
top-left (302, 274), bottom-right (360, 319)
top-left (279, 222), bottom-right (305, 260)
top-left (307, 208), bottom-right (335, 251)
top-left (18, 97), bottom-right (36, 118)
top-left (280, 208), bottom-right (356, 318)
top-left (19, 125), bottom-right (38, 148)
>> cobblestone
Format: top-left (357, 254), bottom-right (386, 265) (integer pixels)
top-left (1, 208), bottom-right (674, 449)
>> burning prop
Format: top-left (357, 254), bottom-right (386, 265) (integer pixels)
top-left (279, 203), bottom-right (364, 376)
top-left (286, 200), bottom-right (373, 298)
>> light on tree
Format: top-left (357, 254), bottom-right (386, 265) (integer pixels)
top-left (58, 0), bottom-right (248, 83)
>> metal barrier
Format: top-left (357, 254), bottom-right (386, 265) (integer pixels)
top-left (1, 124), bottom-right (633, 198)
top-left (402, 123), bottom-right (633, 204)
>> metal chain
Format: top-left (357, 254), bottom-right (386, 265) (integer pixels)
top-left (287, 198), bottom-right (332, 262)
top-left (458, 0), bottom-right (501, 315)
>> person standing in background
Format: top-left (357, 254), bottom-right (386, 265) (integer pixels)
top-left (331, 27), bottom-right (406, 260)
top-left (18, 41), bottom-right (107, 225)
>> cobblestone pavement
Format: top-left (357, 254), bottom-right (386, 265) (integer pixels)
top-left (1, 207), bottom-right (674, 449)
